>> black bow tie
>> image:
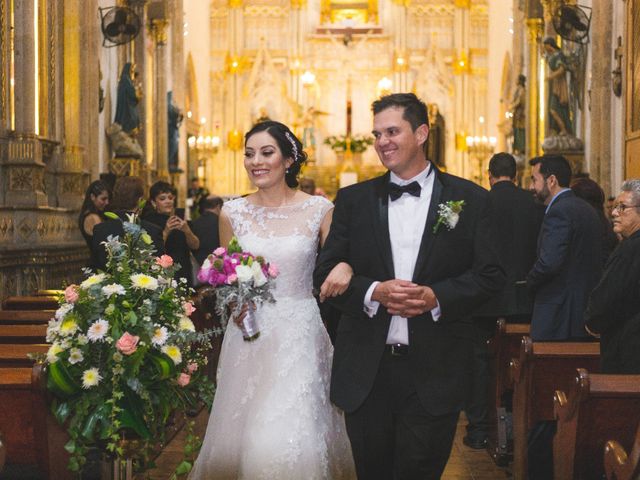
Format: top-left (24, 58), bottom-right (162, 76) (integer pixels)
top-left (388, 181), bottom-right (422, 201)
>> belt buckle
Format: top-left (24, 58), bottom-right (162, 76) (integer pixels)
top-left (389, 344), bottom-right (408, 356)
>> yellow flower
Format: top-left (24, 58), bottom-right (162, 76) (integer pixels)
top-left (82, 368), bottom-right (102, 389)
top-left (161, 345), bottom-right (182, 365)
top-left (130, 273), bottom-right (159, 291)
top-left (46, 343), bottom-right (64, 363)
top-left (59, 318), bottom-right (79, 336)
top-left (178, 317), bottom-right (196, 332)
top-left (80, 273), bottom-right (106, 289)
top-left (141, 233), bottom-right (152, 245)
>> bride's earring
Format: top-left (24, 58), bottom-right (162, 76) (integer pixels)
top-left (286, 168), bottom-right (290, 174)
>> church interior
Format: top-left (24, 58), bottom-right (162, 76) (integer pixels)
top-left (1, 0), bottom-right (639, 478)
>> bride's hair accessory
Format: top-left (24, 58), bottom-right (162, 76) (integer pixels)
top-left (284, 132), bottom-right (299, 162)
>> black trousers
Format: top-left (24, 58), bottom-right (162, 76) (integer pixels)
top-left (345, 350), bottom-right (459, 480)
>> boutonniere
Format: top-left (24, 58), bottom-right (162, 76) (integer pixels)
top-left (433, 200), bottom-right (465, 234)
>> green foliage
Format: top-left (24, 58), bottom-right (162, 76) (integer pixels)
top-left (323, 134), bottom-right (374, 153)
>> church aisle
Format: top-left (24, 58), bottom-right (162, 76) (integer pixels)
top-left (145, 411), bottom-right (512, 479)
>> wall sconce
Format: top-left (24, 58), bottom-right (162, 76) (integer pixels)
top-left (301, 70), bottom-right (316, 86)
top-left (377, 77), bottom-right (392, 97)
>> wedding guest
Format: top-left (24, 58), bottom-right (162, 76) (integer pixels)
top-left (79, 180), bottom-right (110, 267)
top-left (463, 152), bottom-right (543, 449)
top-left (586, 179), bottom-right (640, 373)
top-left (143, 181), bottom-right (200, 287)
top-left (92, 177), bottom-right (164, 269)
top-left (187, 177), bottom-right (209, 219)
top-left (190, 195), bottom-right (223, 266)
top-left (571, 177), bottom-right (618, 264)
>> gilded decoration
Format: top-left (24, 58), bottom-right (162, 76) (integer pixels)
top-left (149, 19), bottom-right (169, 45)
top-left (17, 218), bottom-right (35, 240)
top-left (244, 5), bottom-right (289, 16)
top-left (454, 0), bottom-right (470, 8)
top-left (61, 174), bottom-right (84, 195)
top-left (9, 167), bottom-right (38, 190)
top-left (290, 0), bottom-right (307, 8)
top-left (0, 217), bottom-right (14, 239)
top-left (409, 4), bottom-right (454, 16)
top-left (0, 0), bottom-right (5, 119)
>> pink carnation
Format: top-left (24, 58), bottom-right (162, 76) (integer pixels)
top-left (226, 273), bottom-right (238, 284)
top-left (268, 264), bottom-right (279, 278)
top-left (156, 255), bottom-right (174, 268)
top-left (177, 373), bottom-right (191, 387)
top-left (115, 332), bottom-right (140, 355)
top-left (183, 302), bottom-right (196, 316)
top-left (187, 363), bottom-right (198, 373)
top-left (64, 285), bottom-right (79, 303)
top-left (213, 247), bottom-right (226, 256)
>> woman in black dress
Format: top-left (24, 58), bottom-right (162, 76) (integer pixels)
top-left (78, 180), bottom-right (111, 267)
top-left (143, 181), bottom-right (200, 286)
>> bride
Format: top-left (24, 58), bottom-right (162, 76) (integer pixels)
top-left (189, 121), bottom-right (356, 479)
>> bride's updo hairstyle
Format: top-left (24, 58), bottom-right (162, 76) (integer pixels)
top-left (245, 120), bottom-right (307, 188)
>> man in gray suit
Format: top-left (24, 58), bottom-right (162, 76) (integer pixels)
top-left (526, 154), bottom-right (603, 341)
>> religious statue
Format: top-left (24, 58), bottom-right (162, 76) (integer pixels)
top-left (106, 122), bottom-right (144, 158)
top-left (114, 63), bottom-right (141, 135)
top-left (167, 91), bottom-right (183, 172)
top-left (427, 104), bottom-right (445, 169)
top-left (510, 74), bottom-right (526, 154)
top-left (543, 38), bottom-right (572, 136)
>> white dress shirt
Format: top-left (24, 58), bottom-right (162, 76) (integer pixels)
top-left (363, 165), bottom-right (441, 345)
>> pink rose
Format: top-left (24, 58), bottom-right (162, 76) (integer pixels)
top-left (177, 373), bottom-right (191, 387)
top-left (115, 332), bottom-right (140, 355)
top-left (183, 302), bottom-right (196, 316)
top-left (226, 273), bottom-right (238, 284)
top-left (187, 363), bottom-right (198, 373)
top-left (156, 255), bottom-right (174, 268)
top-left (268, 264), bottom-right (279, 278)
top-left (213, 247), bottom-right (226, 256)
top-left (64, 285), bottom-right (79, 303)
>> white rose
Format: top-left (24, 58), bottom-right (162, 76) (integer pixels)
top-left (448, 213), bottom-right (460, 229)
top-left (235, 265), bottom-right (253, 283)
top-left (250, 262), bottom-right (267, 287)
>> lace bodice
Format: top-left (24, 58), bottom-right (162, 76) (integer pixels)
top-left (223, 195), bottom-right (333, 299)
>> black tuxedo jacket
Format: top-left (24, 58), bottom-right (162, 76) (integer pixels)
top-left (92, 211), bottom-right (165, 270)
top-left (474, 181), bottom-right (544, 318)
top-left (314, 168), bottom-right (505, 415)
top-left (526, 191), bottom-right (603, 340)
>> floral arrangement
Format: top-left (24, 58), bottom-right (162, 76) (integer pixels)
top-left (197, 237), bottom-right (278, 341)
top-left (43, 213), bottom-right (217, 472)
top-left (433, 200), bottom-right (465, 233)
top-left (323, 134), bottom-right (374, 153)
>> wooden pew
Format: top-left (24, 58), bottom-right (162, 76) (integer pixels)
top-left (0, 310), bottom-right (54, 324)
top-left (486, 319), bottom-right (530, 464)
top-left (2, 295), bottom-right (59, 311)
top-left (604, 421), bottom-right (640, 480)
top-left (553, 369), bottom-right (640, 480)
top-left (510, 337), bottom-right (601, 480)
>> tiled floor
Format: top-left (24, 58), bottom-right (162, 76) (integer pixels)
top-left (145, 411), bottom-right (512, 479)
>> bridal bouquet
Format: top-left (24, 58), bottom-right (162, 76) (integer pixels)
top-left (198, 237), bottom-right (278, 341)
top-left (42, 213), bottom-right (216, 472)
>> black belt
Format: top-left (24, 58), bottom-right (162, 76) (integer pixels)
top-left (385, 343), bottom-right (409, 356)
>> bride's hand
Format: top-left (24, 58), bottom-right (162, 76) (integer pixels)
top-left (232, 303), bottom-right (253, 327)
top-left (319, 262), bottom-right (353, 302)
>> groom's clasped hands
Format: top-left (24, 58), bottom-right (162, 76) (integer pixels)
top-left (372, 279), bottom-right (438, 317)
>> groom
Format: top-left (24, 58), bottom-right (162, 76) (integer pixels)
top-left (314, 93), bottom-right (504, 479)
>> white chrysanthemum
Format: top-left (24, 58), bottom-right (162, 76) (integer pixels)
top-left (68, 348), bottom-right (84, 365)
top-left (46, 343), bottom-right (64, 363)
top-left (201, 258), bottom-right (212, 270)
top-left (77, 334), bottom-right (89, 345)
top-left (46, 319), bottom-right (61, 342)
top-left (448, 213), bottom-right (460, 229)
top-left (87, 319), bottom-right (109, 342)
top-left (82, 368), bottom-right (102, 389)
top-left (178, 317), bottom-right (196, 332)
top-left (161, 345), bottom-right (182, 365)
top-left (130, 273), bottom-right (159, 291)
top-left (151, 326), bottom-right (169, 346)
top-left (80, 273), bottom-right (106, 289)
top-left (59, 318), bottom-right (79, 336)
top-left (54, 303), bottom-right (73, 321)
top-left (102, 283), bottom-right (126, 297)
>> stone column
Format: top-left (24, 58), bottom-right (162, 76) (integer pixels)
top-left (453, 0), bottom-right (471, 178)
top-left (525, 17), bottom-right (543, 160)
top-left (150, 17), bottom-right (170, 181)
top-left (5, 0), bottom-right (46, 207)
top-left (589, 0), bottom-right (613, 193)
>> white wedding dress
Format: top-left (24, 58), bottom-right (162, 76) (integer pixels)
top-left (189, 195), bottom-right (356, 480)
